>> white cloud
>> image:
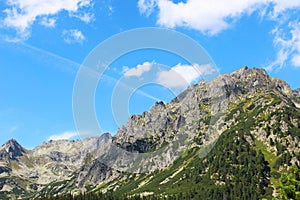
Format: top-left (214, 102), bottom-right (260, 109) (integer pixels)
top-left (138, 0), bottom-right (268, 35)
top-left (138, 0), bottom-right (300, 35)
top-left (63, 29), bottom-right (86, 44)
top-left (266, 21), bottom-right (300, 70)
top-left (156, 63), bottom-right (216, 88)
top-left (40, 17), bottom-right (56, 27)
top-left (271, 1), bottom-right (300, 17)
top-left (48, 131), bottom-right (78, 141)
top-left (138, 0), bottom-right (300, 70)
top-left (123, 61), bottom-right (153, 77)
top-left (1, 0), bottom-right (92, 40)
top-left (79, 0), bottom-right (91, 7)
top-left (70, 12), bottom-right (94, 23)
top-left (138, 0), bottom-right (157, 17)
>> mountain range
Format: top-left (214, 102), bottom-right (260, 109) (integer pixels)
top-left (1, 67), bottom-right (300, 199)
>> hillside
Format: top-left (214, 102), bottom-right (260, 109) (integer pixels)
top-left (0, 67), bottom-right (300, 200)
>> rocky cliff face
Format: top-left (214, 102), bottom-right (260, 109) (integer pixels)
top-left (0, 67), bottom-right (299, 199)
top-left (293, 88), bottom-right (300, 101)
top-left (0, 139), bottom-right (26, 160)
top-left (109, 67), bottom-right (293, 172)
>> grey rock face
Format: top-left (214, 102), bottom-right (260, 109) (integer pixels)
top-left (293, 88), bottom-right (300, 101)
top-left (115, 67), bottom-right (292, 144)
top-left (106, 67), bottom-right (292, 173)
top-left (0, 139), bottom-right (27, 160)
top-left (76, 159), bottom-right (113, 187)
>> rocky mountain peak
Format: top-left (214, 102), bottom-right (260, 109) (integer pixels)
top-left (217, 67), bottom-right (292, 98)
top-left (113, 67), bottom-right (295, 157)
top-left (0, 138), bottom-right (26, 160)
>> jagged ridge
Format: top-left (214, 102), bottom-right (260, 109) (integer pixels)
top-left (0, 67), bottom-right (300, 199)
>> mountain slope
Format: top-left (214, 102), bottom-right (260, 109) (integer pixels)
top-left (89, 70), bottom-right (300, 199)
top-left (0, 67), bottom-right (300, 199)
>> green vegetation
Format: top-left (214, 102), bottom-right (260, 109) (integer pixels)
top-left (274, 165), bottom-right (300, 200)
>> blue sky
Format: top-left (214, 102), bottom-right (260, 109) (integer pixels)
top-left (0, 0), bottom-right (300, 149)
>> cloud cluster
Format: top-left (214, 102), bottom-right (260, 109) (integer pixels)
top-left (123, 62), bottom-right (216, 89)
top-left (156, 63), bottom-right (216, 88)
top-left (1, 0), bottom-right (92, 41)
top-left (123, 61), bottom-right (153, 77)
top-left (63, 29), bottom-right (86, 44)
top-left (48, 131), bottom-right (78, 141)
top-left (40, 17), bottom-right (56, 28)
top-left (138, 0), bottom-right (300, 70)
top-left (267, 21), bottom-right (300, 70)
top-left (138, 0), bottom-right (300, 34)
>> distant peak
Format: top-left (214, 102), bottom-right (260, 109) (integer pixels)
top-left (0, 138), bottom-right (26, 160)
top-left (6, 138), bottom-right (18, 144)
top-left (3, 138), bottom-right (21, 147)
